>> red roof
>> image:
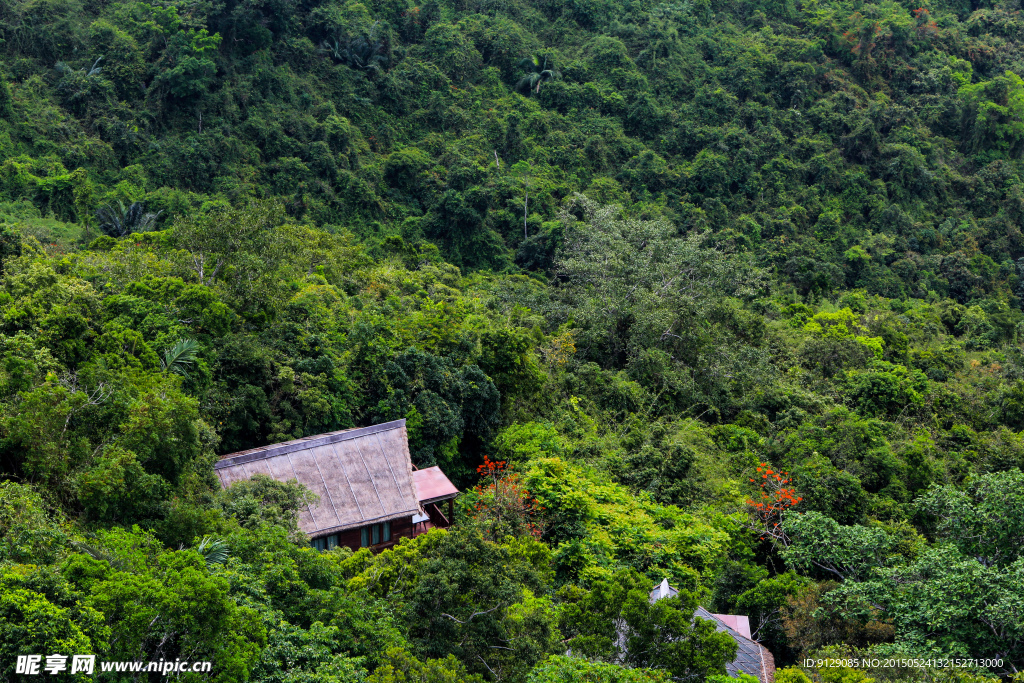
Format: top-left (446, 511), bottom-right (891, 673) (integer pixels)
top-left (413, 466), bottom-right (459, 504)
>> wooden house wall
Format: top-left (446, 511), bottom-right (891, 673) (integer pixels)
top-left (323, 515), bottom-right (419, 552)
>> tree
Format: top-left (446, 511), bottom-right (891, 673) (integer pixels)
top-left (0, 79), bottom-right (13, 119)
top-left (171, 201), bottom-right (289, 318)
top-left (95, 201), bottom-right (163, 238)
top-left (0, 564), bottom-right (106, 676)
top-left (517, 54), bottom-right (560, 95)
top-left (0, 481), bottom-right (67, 564)
top-left (54, 57), bottom-right (112, 116)
top-left (732, 572), bottom-right (808, 657)
top-left (745, 463), bottom-right (802, 546)
top-left (552, 195), bottom-right (767, 409)
top-left (405, 528), bottom-right (558, 681)
top-left (914, 469), bottom-right (1024, 568)
top-left (0, 222), bottom-right (22, 275)
top-left (160, 338), bottom-right (199, 378)
top-left (366, 647), bottom-right (485, 683)
top-left (151, 28), bottom-right (220, 99)
top-left (216, 474), bottom-right (318, 540)
top-left (62, 528), bottom-right (266, 680)
top-left (320, 22), bottom-right (391, 73)
top-left (782, 511), bottom-right (900, 582)
top-left (468, 455), bottom-right (544, 541)
top-left (824, 547), bottom-right (1024, 675)
top-left (511, 160), bottom-right (535, 239)
top-left (959, 71), bottom-right (1024, 159)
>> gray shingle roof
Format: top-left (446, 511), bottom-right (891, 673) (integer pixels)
top-left (214, 419), bottom-right (421, 538)
top-left (694, 606), bottom-right (774, 683)
top-left (647, 580), bottom-right (775, 683)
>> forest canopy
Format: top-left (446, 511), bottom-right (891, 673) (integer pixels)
top-left (1, 0), bottom-right (1024, 679)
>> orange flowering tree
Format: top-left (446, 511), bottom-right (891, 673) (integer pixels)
top-left (746, 462), bottom-right (802, 546)
top-left (467, 455), bottom-right (544, 541)
top-left (912, 8), bottom-right (940, 42)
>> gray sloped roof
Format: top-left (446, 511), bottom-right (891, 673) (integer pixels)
top-left (695, 606), bottom-right (773, 683)
top-left (648, 580), bottom-right (774, 683)
top-left (214, 419), bottom-right (421, 538)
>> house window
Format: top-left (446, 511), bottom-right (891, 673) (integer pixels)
top-left (359, 521), bottom-right (393, 548)
top-left (312, 534), bottom-right (340, 552)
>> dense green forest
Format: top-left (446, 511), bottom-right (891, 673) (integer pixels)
top-left (2, 0), bottom-right (1024, 679)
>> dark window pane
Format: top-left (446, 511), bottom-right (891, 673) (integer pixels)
top-left (372, 524), bottom-right (380, 545)
top-left (361, 527), bottom-right (369, 547)
top-left (383, 521), bottom-right (391, 542)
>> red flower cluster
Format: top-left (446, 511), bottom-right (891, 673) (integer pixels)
top-left (470, 455), bottom-right (543, 540)
top-left (745, 462), bottom-right (802, 545)
top-left (477, 454), bottom-right (507, 479)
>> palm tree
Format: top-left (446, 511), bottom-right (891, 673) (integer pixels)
top-left (95, 201), bottom-right (162, 238)
top-left (55, 56), bottom-right (103, 78)
top-left (516, 54), bottom-right (560, 95)
top-left (320, 22), bottom-right (391, 73)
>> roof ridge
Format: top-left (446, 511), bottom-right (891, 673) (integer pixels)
top-left (214, 419), bottom-right (407, 470)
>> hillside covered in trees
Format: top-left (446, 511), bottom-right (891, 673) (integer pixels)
top-left (1, 0), bottom-right (1024, 679)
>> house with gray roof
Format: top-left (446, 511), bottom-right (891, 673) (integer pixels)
top-left (650, 579), bottom-right (776, 683)
top-left (214, 419), bottom-right (459, 551)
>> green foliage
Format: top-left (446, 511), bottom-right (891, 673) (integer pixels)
top-left (0, 481), bottom-right (67, 563)
top-left (915, 469), bottom-right (1024, 568)
top-left (783, 512), bottom-right (909, 582)
top-left (824, 547), bottom-right (1024, 675)
top-left (2, 0), bottom-right (1024, 677)
top-left (152, 29), bottom-right (221, 99)
top-left (560, 568), bottom-right (737, 679)
top-left (517, 55), bottom-right (561, 95)
top-left (553, 195), bottom-right (767, 415)
top-left (528, 656), bottom-right (670, 682)
top-left (161, 337), bottom-right (199, 378)
top-left (216, 474), bottom-right (319, 539)
top-left (0, 221), bottom-right (22, 274)
top-left (402, 528), bottom-right (559, 681)
top-left (0, 565), bottom-right (107, 677)
top-left (0, 79), bottom-right (13, 119)
top-left (959, 71), bottom-right (1024, 160)
top-left (321, 22), bottom-right (392, 73)
top-left (366, 647), bottom-right (485, 683)
top-left (96, 201), bottom-right (162, 238)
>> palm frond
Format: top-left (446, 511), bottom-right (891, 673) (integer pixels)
top-left (72, 541), bottom-right (127, 569)
top-left (95, 201), bottom-right (162, 238)
top-left (320, 22), bottom-right (391, 71)
top-left (161, 338), bottom-right (199, 378)
top-left (196, 536), bottom-right (229, 565)
top-left (517, 54), bottom-right (559, 95)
